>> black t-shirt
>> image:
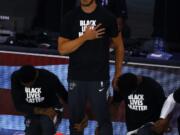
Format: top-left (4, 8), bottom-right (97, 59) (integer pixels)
top-left (122, 77), bottom-right (166, 131)
top-left (174, 87), bottom-right (180, 103)
top-left (11, 69), bottom-right (68, 114)
top-left (60, 6), bottom-right (118, 81)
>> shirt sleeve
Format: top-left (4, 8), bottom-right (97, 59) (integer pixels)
top-left (11, 72), bottom-right (34, 114)
top-left (160, 88), bottom-right (180, 119)
top-left (151, 79), bottom-right (166, 114)
top-left (107, 14), bottom-right (119, 37)
top-left (156, 83), bottom-right (166, 106)
top-left (52, 74), bottom-right (68, 103)
top-left (160, 93), bottom-right (176, 119)
top-left (60, 12), bottom-right (73, 39)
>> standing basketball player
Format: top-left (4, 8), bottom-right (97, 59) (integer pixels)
top-left (58, 0), bottom-right (124, 134)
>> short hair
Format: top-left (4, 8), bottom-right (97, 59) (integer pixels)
top-left (117, 73), bottom-right (138, 91)
top-left (18, 65), bottom-right (37, 83)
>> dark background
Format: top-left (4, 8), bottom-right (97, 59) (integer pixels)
top-left (0, 0), bottom-right (179, 47)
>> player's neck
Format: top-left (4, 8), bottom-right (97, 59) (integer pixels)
top-left (81, 2), bottom-right (97, 14)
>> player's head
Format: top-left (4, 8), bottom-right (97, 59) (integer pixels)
top-left (117, 73), bottom-right (138, 92)
top-left (80, 0), bottom-right (96, 7)
top-left (18, 65), bottom-right (37, 85)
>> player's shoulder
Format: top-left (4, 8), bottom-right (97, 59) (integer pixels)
top-left (11, 69), bottom-right (20, 79)
top-left (38, 69), bottom-right (57, 79)
top-left (143, 76), bottom-right (161, 86)
top-left (39, 68), bottom-right (52, 75)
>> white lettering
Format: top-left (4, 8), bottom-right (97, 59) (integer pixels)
top-left (79, 20), bottom-right (96, 37)
top-left (128, 94), bottom-right (148, 111)
top-left (24, 87), bottom-right (44, 103)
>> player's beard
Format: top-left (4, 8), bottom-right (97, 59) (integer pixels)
top-left (81, 0), bottom-right (94, 7)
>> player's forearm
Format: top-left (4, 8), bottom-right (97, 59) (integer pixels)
top-left (114, 35), bottom-right (124, 76)
top-left (34, 107), bottom-right (46, 114)
top-left (33, 107), bottom-right (58, 121)
top-left (160, 93), bottom-right (176, 119)
top-left (58, 35), bottom-right (87, 55)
